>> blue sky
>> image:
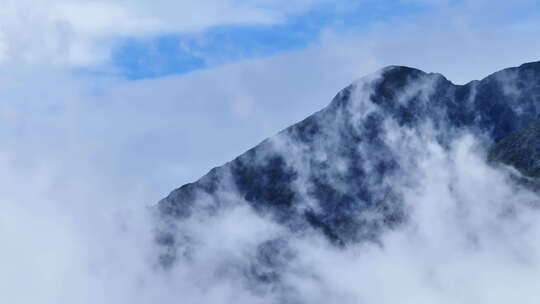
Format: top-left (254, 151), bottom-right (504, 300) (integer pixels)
top-left (108, 1), bottom-right (431, 79)
top-left (79, 0), bottom-right (540, 80)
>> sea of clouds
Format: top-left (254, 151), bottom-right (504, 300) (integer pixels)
top-left (4, 68), bottom-right (540, 304)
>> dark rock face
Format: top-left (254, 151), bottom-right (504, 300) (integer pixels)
top-left (155, 61), bottom-right (540, 283)
top-left (489, 122), bottom-right (540, 177)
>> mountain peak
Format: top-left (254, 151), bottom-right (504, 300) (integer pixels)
top-left (155, 61), bottom-right (540, 278)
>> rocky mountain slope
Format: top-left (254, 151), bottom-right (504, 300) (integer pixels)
top-left (489, 122), bottom-right (540, 178)
top-left (154, 61), bottom-right (540, 293)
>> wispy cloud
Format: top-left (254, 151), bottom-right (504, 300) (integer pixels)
top-left (0, 0), bottom-right (328, 66)
top-left (1, 1), bottom-right (540, 303)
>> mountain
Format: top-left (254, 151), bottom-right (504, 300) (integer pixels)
top-left (153, 61), bottom-right (540, 290)
top-left (489, 122), bottom-right (540, 178)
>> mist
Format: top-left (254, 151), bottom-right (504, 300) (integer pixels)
top-left (3, 67), bottom-right (540, 304)
top-left (2, 1), bottom-right (540, 302)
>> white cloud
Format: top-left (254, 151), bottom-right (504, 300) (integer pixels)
top-left (1, 1), bottom-right (540, 303)
top-left (0, 0), bottom-right (327, 66)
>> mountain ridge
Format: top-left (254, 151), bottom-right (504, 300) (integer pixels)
top-left (155, 60), bottom-right (540, 269)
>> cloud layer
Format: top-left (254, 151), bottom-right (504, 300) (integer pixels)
top-left (2, 1), bottom-right (540, 303)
